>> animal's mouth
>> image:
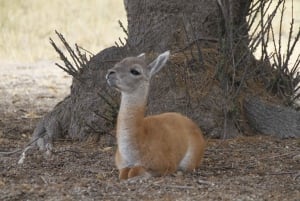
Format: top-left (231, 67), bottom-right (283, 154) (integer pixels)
top-left (106, 78), bottom-right (114, 87)
top-left (106, 77), bottom-right (121, 91)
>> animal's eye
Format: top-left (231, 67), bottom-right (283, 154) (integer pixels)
top-left (130, 69), bottom-right (141, 76)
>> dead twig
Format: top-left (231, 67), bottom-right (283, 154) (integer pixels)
top-left (0, 131), bottom-right (47, 156)
top-left (49, 31), bottom-right (93, 82)
top-left (153, 183), bottom-right (195, 190)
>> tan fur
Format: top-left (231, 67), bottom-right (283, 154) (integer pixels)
top-left (106, 51), bottom-right (206, 180)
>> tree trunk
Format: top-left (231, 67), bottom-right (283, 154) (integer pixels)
top-left (125, 0), bottom-right (250, 52)
top-left (244, 97), bottom-right (300, 138)
top-left (31, 0), bottom-right (300, 149)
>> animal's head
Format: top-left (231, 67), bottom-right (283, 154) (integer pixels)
top-left (106, 51), bottom-right (170, 94)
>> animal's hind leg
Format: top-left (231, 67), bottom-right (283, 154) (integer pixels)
top-left (186, 134), bottom-right (206, 171)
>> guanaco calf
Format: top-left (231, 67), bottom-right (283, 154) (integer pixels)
top-left (106, 51), bottom-right (206, 180)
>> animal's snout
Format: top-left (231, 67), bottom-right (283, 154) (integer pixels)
top-left (106, 69), bottom-right (116, 80)
top-left (106, 69), bottom-right (118, 88)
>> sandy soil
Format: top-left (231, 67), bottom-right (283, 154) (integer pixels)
top-left (0, 62), bottom-right (299, 201)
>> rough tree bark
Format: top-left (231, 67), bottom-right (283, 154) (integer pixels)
top-left (244, 97), bottom-right (300, 138)
top-left (32, 0), bottom-right (299, 150)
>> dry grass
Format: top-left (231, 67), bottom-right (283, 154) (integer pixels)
top-left (0, 0), bottom-right (126, 63)
top-left (0, 0), bottom-right (298, 66)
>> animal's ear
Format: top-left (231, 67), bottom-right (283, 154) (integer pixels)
top-left (137, 53), bottom-right (146, 60)
top-left (147, 51), bottom-right (170, 77)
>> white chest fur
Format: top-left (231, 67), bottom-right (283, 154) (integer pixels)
top-left (117, 123), bottom-right (141, 168)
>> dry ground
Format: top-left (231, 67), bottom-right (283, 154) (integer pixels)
top-left (0, 62), bottom-right (299, 201)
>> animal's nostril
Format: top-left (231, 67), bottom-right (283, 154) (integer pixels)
top-left (106, 70), bottom-right (116, 79)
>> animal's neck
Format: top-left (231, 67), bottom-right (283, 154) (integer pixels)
top-left (117, 87), bottom-right (148, 138)
top-left (116, 88), bottom-right (148, 167)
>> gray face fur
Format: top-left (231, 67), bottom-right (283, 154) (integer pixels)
top-left (106, 51), bottom-right (170, 94)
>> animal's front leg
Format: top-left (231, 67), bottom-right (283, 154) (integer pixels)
top-left (128, 166), bottom-right (146, 178)
top-left (115, 148), bottom-right (131, 180)
top-left (119, 167), bottom-right (130, 180)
